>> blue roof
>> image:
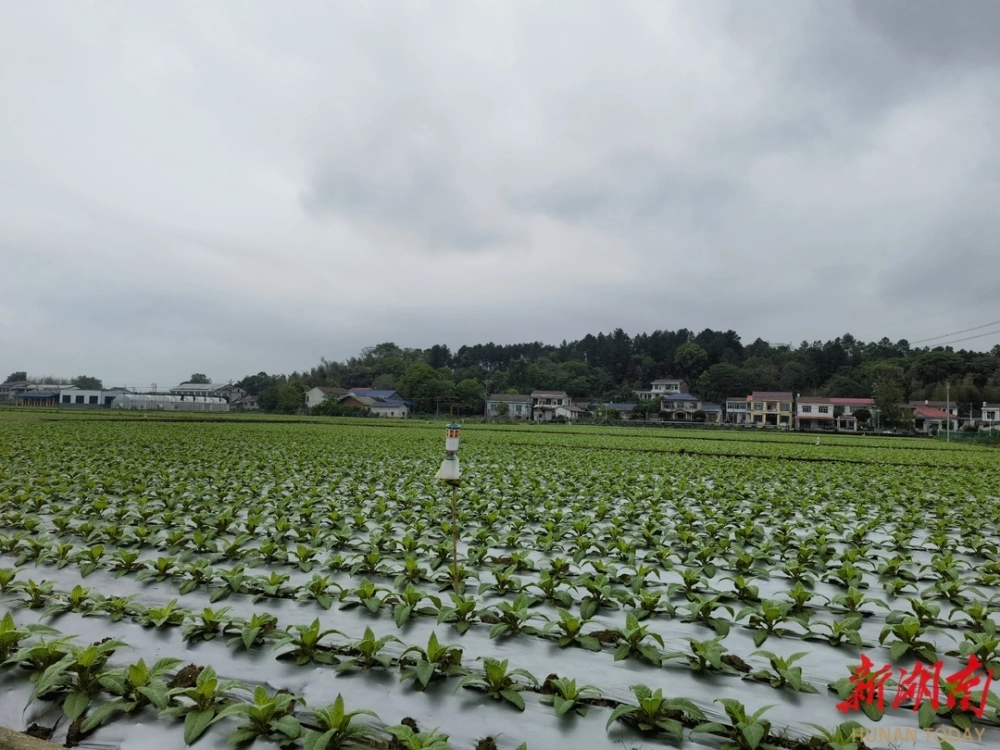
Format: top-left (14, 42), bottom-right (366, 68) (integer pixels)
top-left (15, 392), bottom-right (59, 398)
top-left (348, 389), bottom-right (401, 400)
top-left (662, 393), bottom-right (698, 401)
top-left (371, 399), bottom-right (408, 408)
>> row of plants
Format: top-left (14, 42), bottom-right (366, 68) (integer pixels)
top-left (1, 613), bottom-right (912, 750)
top-left (8, 572), bottom-right (1000, 719)
top-left (6, 518), bottom-right (999, 596)
top-left (6, 558), bottom-right (996, 663)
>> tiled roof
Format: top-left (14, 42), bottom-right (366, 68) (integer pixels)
top-left (797, 396), bottom-right (832, 404)
top-left (913, 406), bottom-right (951, 419)
top-left (652, 378), bottom-right (685, 384)
top-left (348, 389), bottom-right (400, 400)
top-left (751, 392), bottom-right (793, 400)
top-left (830, 397), bottom-right (874, 406)
top-left (488, 394), bottom-right (531, 403)
top-left (531, 390), bottom-right (568, 397)
top-left (662, 393), bottom-right (699, 401)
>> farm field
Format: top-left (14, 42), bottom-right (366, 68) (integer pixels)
top-left (1, 414), bottom-right (999, 750)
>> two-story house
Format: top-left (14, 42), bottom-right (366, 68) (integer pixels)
top-left (660, 392), bottom-right (702, 420)
top-left (796, 396), bottom-right (835, 431)
top-left (748, 391), bottom-right (794, 427)
top-left (982, 402), bottom-right (1000, 427)
top-left (0, 380), bottom-right (31, 401)
top-left (830, 397), bottom-right (874, 431)
top-left (635, 378), bottom-right (688, 400)
top-left (305, 386), bottom-right (347, 409)
top-left (725, 396), bottom-right (750, 425)
top-left (486, 394), bottom-right (532, 419)
top-left (531, 390), bottom-right (570, 422)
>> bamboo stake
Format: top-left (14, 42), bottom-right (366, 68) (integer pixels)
top-left (450, 482), bottom-right (460, 595)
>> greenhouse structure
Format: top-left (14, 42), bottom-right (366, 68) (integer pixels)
top-left (110, 394), bottom-right (229, 412)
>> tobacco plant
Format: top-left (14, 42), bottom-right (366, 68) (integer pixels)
top-left (81, 657), bottom-right (183, 731)
top-left (160, 665), bottom-right (249, 744)
top-left (747, 650), bottom-right (818, 693)
top-left (539, 677), bottom-right (601, 717)
top-left (399, 631), bottom-right (465, 689)
top-left (210, 685), bottom-right (302, 746)
top-left (303, 695), bottom-right (381, 750)
top-left (456, 657), bottom-right (538, 711)
top-left (335, 626), bottom-right (401, 672)
top-left (272, 619), bottom-right (343, 665)
top-left (606, 684), bottom-right (706, 740)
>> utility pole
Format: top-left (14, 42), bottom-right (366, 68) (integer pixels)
top-left (946, 381), bottom-right (951, 442)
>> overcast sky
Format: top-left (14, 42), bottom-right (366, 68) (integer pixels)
top-left (2, 1), bottom-right (999, 386)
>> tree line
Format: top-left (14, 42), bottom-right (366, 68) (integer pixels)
top-left (234, 330), bottom-right (1000, 422)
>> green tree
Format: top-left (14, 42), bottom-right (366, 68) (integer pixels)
top-left (872, 378), bottom-right (904, 428)
top-left (4, 371), bottom-right (26, 383)
top-left (696, 363), bottom-right (749, 403)
top-left (188, 374), bottom-right (211, 384)
top-left (72, 376), bottom-right (104, 390)
top-left (494, 401), bottom-right (509, 417)
top-left (276, 382), bottom-right (307, 414)
top-left (397, 363), bottom-right (456, 414)
top-left (455, 379), bottom-right (485, 416)
top-left (372, 374), bottom-right (397, 390)
top-left (674, 343), bottom-right (709, 381)
top-left (632, 399), bottom-right (661, 419)
top-left (257, 387), bottom-right (279, 412)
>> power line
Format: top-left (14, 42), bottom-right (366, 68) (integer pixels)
top-left (924, 327), bottom-right (1000, 349)
top-left (910, 320), bottom-right (1000, 345)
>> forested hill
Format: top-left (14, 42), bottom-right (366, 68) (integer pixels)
top-left (237, 329), bottom-right (1000, 415)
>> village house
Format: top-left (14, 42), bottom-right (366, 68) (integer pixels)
top-left (660, 392), bottom-right (702, 421)
top-left (305, 386), bottom-right (347, 409)
top-left (554, 404), bottom-right (587, 422)
top-left (531, 390), bottom-right (570, 422)
top-left (485, 393), bottom-right (532, 419)
top-left (700, 403), bottom-right (723, 423)
top-left (0, 380), bottom-right (31, 401)
top-left (982, 402), bottom-right (1000, 427)
top-left (603, 402), bottom-right (636, 419)
top-left (748, 391), bottom-right (794, 427)
top-left (337, 390), bottom-right (412, 417)
top-left (337, 394), bottom-right (376, 411)
top-left (368, 399), bottom-right (410, 419)
top-left (907, 405), bottom-right (954, 434)
top-left (725, 396), bottom-right (751, 425)
top-left (635, 378), bottom-right (688, 400)
top-left (830, 397), bottom-right (874, 431)
top-left (905, 400), bottom-right (961, 423)
top-left (796, 396), bottom-right (836, 431)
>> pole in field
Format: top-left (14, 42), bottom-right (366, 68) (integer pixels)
top-left (435, 422), bottom-right (462, 594)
